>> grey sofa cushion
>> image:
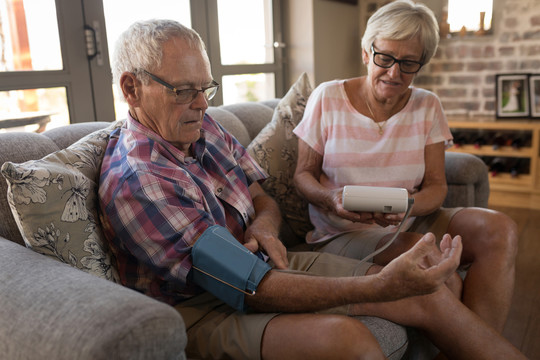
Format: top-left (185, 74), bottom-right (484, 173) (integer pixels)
top-left (220, 102), bottom-right (275, 141)
top-left (0, 238), bottom-right (187, 360)
top-left (358, 316), bottom-right (408, 360)
top-left (43, 122), bottom-right (115, 149)
top-left (206, 107), bottom-right (252, 147)
top-left (444, 152), bottom-right (489, 208)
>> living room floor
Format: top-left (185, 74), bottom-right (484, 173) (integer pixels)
top-left (493, 206), bottom-right (540, 359)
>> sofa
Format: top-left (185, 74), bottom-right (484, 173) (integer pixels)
top-left (0, 87), bottom-right (489, 359)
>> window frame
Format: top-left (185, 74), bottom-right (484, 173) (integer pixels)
top-left (190, 0), bottom-right (286, 105)
top-left (0, 0), bottom-right (285, 128)
top-left (0, 0), bottom-right (115, 124)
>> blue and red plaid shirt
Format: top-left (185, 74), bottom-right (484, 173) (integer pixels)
top-left (99, 112), bottom-right (267, 304)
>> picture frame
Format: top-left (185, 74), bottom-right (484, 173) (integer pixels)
top-left (496, 74), bottom-right (530, 118)
top-left (529, 75), bottom-right (540, 118)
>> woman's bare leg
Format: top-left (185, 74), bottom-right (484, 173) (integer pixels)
top-left (448, 208), bottom-right (518, 331)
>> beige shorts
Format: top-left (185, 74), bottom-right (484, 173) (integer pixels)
top-left (315, 207), bottom-right (463, 260)
top-left (174, 251), bottom-right (372, 360)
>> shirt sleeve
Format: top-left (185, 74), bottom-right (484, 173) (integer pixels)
top-left (424, 91), bottom-right (453, 148)
top-left (293, 83), bottom-right (328, 156)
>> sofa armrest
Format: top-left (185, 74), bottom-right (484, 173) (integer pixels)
top-left (444, 152), bottom-right (489, 208)
top-left (0, 238), bottom-right (186, 360)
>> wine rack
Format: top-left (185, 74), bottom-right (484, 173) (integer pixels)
top-left (447, 118), bottom-right (540, 210)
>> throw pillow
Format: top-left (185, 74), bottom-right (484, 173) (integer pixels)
top-left (248, 72), bottom-right (314, 243)
top-left (0, 121), bottom-right (124, 282)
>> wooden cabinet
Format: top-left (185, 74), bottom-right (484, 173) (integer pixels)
top-left (447, 117), bottom-right (540, 210)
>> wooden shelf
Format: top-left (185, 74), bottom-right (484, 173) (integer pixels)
top-left (447, 117), bottom-right (540, 209)
top-left (450, 145), bottom-right (533, 158)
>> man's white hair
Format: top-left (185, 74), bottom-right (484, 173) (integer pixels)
top-left (111, 19), bottom-right (206, 95)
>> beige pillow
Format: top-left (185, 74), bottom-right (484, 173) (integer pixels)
top-left (248, 73), bottom-right (314, 243)
top-left (1, 121), bottom-right (124, 282)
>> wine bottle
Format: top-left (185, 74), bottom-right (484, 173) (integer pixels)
top-left (507, 158), bottom-right (521, 178)
top-left (473, 134), bottom-right (487, 149)
top-left (489, 157), bottom-right (506, 177)
top-left (453, 131), bottom-right (472, 148)
top-left (511, 133), bottom-right (532, 150)
top-left (491, 132), bottom-right (507, 150)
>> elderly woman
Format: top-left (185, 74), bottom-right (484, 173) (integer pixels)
top-left (294, 0), bottom-right (518, 335)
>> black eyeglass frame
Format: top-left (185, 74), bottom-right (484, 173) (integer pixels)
top-left (142, 70), bottom-right (220, 104)
top-left (370, 44), bottom-right (424, 74)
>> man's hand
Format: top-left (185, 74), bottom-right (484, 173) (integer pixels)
top-left (244, 221), bottom-right (288, 269)
top-left (375, 233), bottom-right (462, 301)
top-left (247, 182), bottom-right (289, 269)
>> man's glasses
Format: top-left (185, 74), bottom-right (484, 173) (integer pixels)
top-left (370, 44), bottom-right (424, 74)
top-left (142, 70), bottom-right (220, 104)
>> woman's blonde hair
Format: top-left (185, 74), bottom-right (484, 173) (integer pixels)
top-left (361, 0), bottom-right (439, 64)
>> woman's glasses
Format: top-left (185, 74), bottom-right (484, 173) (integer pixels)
top-left (370, 44), bottom-right (424, 74)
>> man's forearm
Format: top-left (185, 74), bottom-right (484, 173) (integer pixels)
top-left (246, 270), bottom-right (383, 313)
top-left (251, 191), bottom-right (282, 234)
top-left (247, 233), bottom-right (462, 314)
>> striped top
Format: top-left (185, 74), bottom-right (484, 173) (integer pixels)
top-left (293, 79), bottom-right (452, 243)
top-left (99, 112), bottom-right (267, 304)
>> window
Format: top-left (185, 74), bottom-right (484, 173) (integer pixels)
top-left (102, 0), bottom-right (285, 114)
top-left (0, 0), bottom-right (115, 132)
top-left (196, 0), bottom-right (285, 105)
top-left (214, 0), bottom-right (281, 105)
top-left (0, 0), bottom-right (86, 132)
top-left (447, 0), bottom-right (493, 34)
top-left (1, 0), bottom-right (285, 133)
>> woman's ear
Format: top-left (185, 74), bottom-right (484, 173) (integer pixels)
top-left (120, 72), bottom-right (141, 107)
top-left (362, 48), bottom-right (370, 66)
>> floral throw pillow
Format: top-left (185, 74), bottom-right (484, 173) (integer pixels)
top-left (248, 72), bottom-right (314, 242)
top-left (0, 121), bottom-right (124, 282)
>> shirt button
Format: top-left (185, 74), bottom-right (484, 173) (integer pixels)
top-left (216, 187), bottom-right (223, 193)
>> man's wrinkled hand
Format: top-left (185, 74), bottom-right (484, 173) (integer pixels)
top-left (375, 233), bottom-right (462, 301)
top-left (244, 224), bottom-right (289, 269)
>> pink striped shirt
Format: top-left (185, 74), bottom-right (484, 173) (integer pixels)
top-left (293, 80), bottom-right (452, 243)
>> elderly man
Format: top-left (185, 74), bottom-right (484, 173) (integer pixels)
top-left (99, 19), bottom-right (525, 360)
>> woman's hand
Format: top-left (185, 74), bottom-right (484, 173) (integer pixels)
top-left (330, 187), bottom-right (376, 224)
top-left (372, 212), bottom-right (405, 227)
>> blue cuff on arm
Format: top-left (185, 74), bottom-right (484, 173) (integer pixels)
top-left (190, 225), bottom-right (271, 312)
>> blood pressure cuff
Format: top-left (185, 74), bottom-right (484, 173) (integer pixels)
top-left (191, 225), bottom-right (271, 312)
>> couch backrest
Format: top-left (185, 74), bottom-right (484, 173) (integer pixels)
top-left (0, 100), bottom-right (278, 245)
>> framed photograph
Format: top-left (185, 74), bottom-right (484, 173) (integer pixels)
top-left (496, 74), bottom-right (530, 118)
top-left (529, 75), bottom-right (540, 118)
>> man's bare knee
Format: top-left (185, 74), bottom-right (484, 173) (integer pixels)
top-left (262, 314), bottom-right (385, 360)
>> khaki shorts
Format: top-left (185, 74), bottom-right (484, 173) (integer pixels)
top-left (315, 207), bottom-right (463, 260)
top-left (174, 251), bottom-right (372, 360)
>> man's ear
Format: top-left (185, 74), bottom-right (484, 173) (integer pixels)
top-left (120, 72), bottom-right (141, 107)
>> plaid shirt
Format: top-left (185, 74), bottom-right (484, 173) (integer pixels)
top-left (99, 113), bottom-right (267, 304)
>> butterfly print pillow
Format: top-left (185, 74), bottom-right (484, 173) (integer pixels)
top-left (1, 121), bottom-right (123, 282)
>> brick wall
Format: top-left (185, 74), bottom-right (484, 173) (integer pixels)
top-left (415, 0), bottom-right (540, 117)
